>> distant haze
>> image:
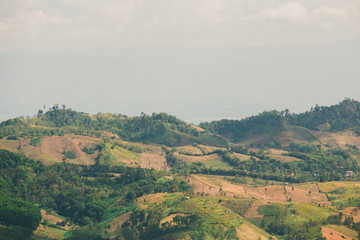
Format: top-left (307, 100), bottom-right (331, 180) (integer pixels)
top-left (0, 0), bottom-right (359, 123)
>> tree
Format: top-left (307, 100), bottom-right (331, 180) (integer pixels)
top-left (66, 222), bottom-right (107, 240)
top-left (0, 196), bottom-right (41, 231)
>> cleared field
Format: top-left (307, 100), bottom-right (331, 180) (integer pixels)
top-left (175, 153), bottom-right (221, 163)
top-left (341, 207), bottom-right (360, 223)
top-left (186, 175), bottom-right (331, 209)
top-left (176, 197), bottom-right (242, 227)
top-left (293, 203), bottom-right (331, 221)
top-left (244, 201), bottom-right (266, 219)
top-left (190, 125), bottom-right (205, 132)
top-left (322, 225), bottom-right (358, 240)
top-left (0, 134), bottom-right (101, 165)
top-left (160, 213), bottom-right (189, 225)
top-left (232, 152), bottom-right (253, 161)
top-left (198, 144), bottom-right (227, 154)
top-left (140, 152), bottom-right (168, 171)
top-left (318, 182), bottom-right (360, 206)
top-left (265, 148), bottom-right (302, 162)
top-left (108, 211), bottom-right (132, 233)
top-left (313, 130), bottom-right (360, 147)
top-left (237, 221), bottom-right (275, 240)
top-left (33, 224), bottom-right (67, 240)
top-left (136, 193), bottom-right (175, 210)
top-left (41, 210), bottom-right (70, 230)
top-left (107, 145), bottom-right (141, 166)
top-left (176, 145), bottom-right (203, 155)
top-left (203, 159), bottom-right (233, 170)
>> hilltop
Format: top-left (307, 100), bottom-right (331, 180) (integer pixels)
top-left (200, 98), bottom-right (360, 146)
top-left (1, 99), bottom-right (360, 239)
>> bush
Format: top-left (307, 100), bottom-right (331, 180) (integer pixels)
top-left (63, 151), bottom-right (76, 159)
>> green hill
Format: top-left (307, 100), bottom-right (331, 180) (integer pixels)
top-left (199, 98), bottom-right (360, 145)
top-left (0, 106), bottom-right (226, 147)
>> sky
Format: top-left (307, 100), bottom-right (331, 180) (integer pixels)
top-left (0, 0), bottom-right (359, 123)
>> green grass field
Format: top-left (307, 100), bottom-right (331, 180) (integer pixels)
top-left (293, 203), bottom-right (331, 221)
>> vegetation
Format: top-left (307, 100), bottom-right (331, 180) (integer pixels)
top-left (0, 105), bottom-right (226, 147)
top-left (200, 98), bottom-right (360, 142)
top-left (1, 99), bottom-right (360, 239)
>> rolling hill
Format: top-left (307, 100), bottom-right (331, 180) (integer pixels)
top-left (1, 99), bottom-right (360, 239)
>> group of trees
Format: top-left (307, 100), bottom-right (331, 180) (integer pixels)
top-left (200, 98), bottom-right (360, 143)
top-left (0, 149), bottom-right (192, 238)
top-left (0, 106), bottom-right (226, 146)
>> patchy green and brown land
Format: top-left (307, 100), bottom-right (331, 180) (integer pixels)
top-left (1, 99), bottom-right (360, 239)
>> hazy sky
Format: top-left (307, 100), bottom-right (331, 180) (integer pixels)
top-left (1, 0), bottom-right (359, 123)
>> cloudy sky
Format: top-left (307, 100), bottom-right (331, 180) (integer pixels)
top-left (1, 0), bottom-right (359, 123)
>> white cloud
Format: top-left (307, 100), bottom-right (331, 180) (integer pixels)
top-left (312, 7), bottom-right (349, 21)
top-left (0, 0), bottom-right (359, 50)
top-left (257, 2), bottom-right (309, 22)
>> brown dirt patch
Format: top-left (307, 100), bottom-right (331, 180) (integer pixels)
top-left (41, 210), bottom-right (71, 230)
top-left (322, 226), bottom-right (355, 240)
top-left (284, 186), bottom-right (330, 204)
top-left (108, 211), bottom-right (132, 233)
top-left (187, 175), bottom-right (330, 205)
top-left (198, 144), bottom-right (227, 154)
top-left (160, 213), bottom-right (189, 225)
top-left (341, 207), bottom-right (360, 223)
top-left (265, 149), bottom-right (302, 162)
top-left (187, 175), bottom-right (252, 198)
top-left (40, 134), bottom-right (99, 165)
top-left (245, 186), bottom-right (287, 201)
top-left (176, 145), bottom-right (203, 155)
top-left (244, 201), bottom-right (266, 219)
top-left (0, 139), bottom-right (21, 153)
top-left (1, 134), bottom-right (101, 165)
top-left (295, 183), bottom-right (321, 192)
top-left (175, 153), bottom-right (221, 163)
top-left (313, 131), bottom-right (360, 147)
top-left (232, 153), bottom-right (253, 161)
top-left (187, 175), bottom-right (228, 196)
top-left (190, 125), bottom-right (205, 132)
top-left (140, 152), bottom-right (168, 171)
top-left (136, 193), bottom-right (173, 210)
top-left (237, 221), bottom-right (275, 240)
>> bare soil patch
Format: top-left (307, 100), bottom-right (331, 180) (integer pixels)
top-left (190, 125), bottom-right (205, 132)
top-left (237, 221), bottom-right (275, 240)
top-left (140, 152), bottom-right (168, 171)
top-left (341, 207), bottom-right (360, 223)
top-left (322, 226), bottom-right (356, 240)
top-left (41, 209), bottom-right (71, 230)
top-left (40, 134), bottom-right (99, 165)
top-left (232, 153), bottom-right (253, 161)
top-left (313, 131), bottom-right (360, 147)
top-left (175, 153), bottom-right (221, 163)
top-left (244, 201), bottom-right (266, 219)
top-left (198, 144), bottom-right (227, 154)
top-left (136, 193), bottom-right (173, 210)
top-left (108, 211), bottom-right (132, 233)
top-left (176, 145), bottom-right (203, 155)
top-left (187, 175), bottom-right (331, 206)
top-left (160, 213), bottom-right (189, 225)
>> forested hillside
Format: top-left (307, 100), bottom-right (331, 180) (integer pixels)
top-left (200, 98), bottom-right (360, 144)
top-left (1, 99), bottom-right (360, 239)
top-left (0, 105), bottom-right (226, 147)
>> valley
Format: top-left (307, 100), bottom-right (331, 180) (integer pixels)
top-left (1, 99), bottom-right (360, 239)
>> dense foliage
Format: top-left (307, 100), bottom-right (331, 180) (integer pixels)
top-left (0, 149), bottom-right (191, 238)
top-left (200, 98), bottom-right (360, 143)
top-left (0, 105), bottom-right (225, 146)
top-left (199, 110), bottom-right (286, 142)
